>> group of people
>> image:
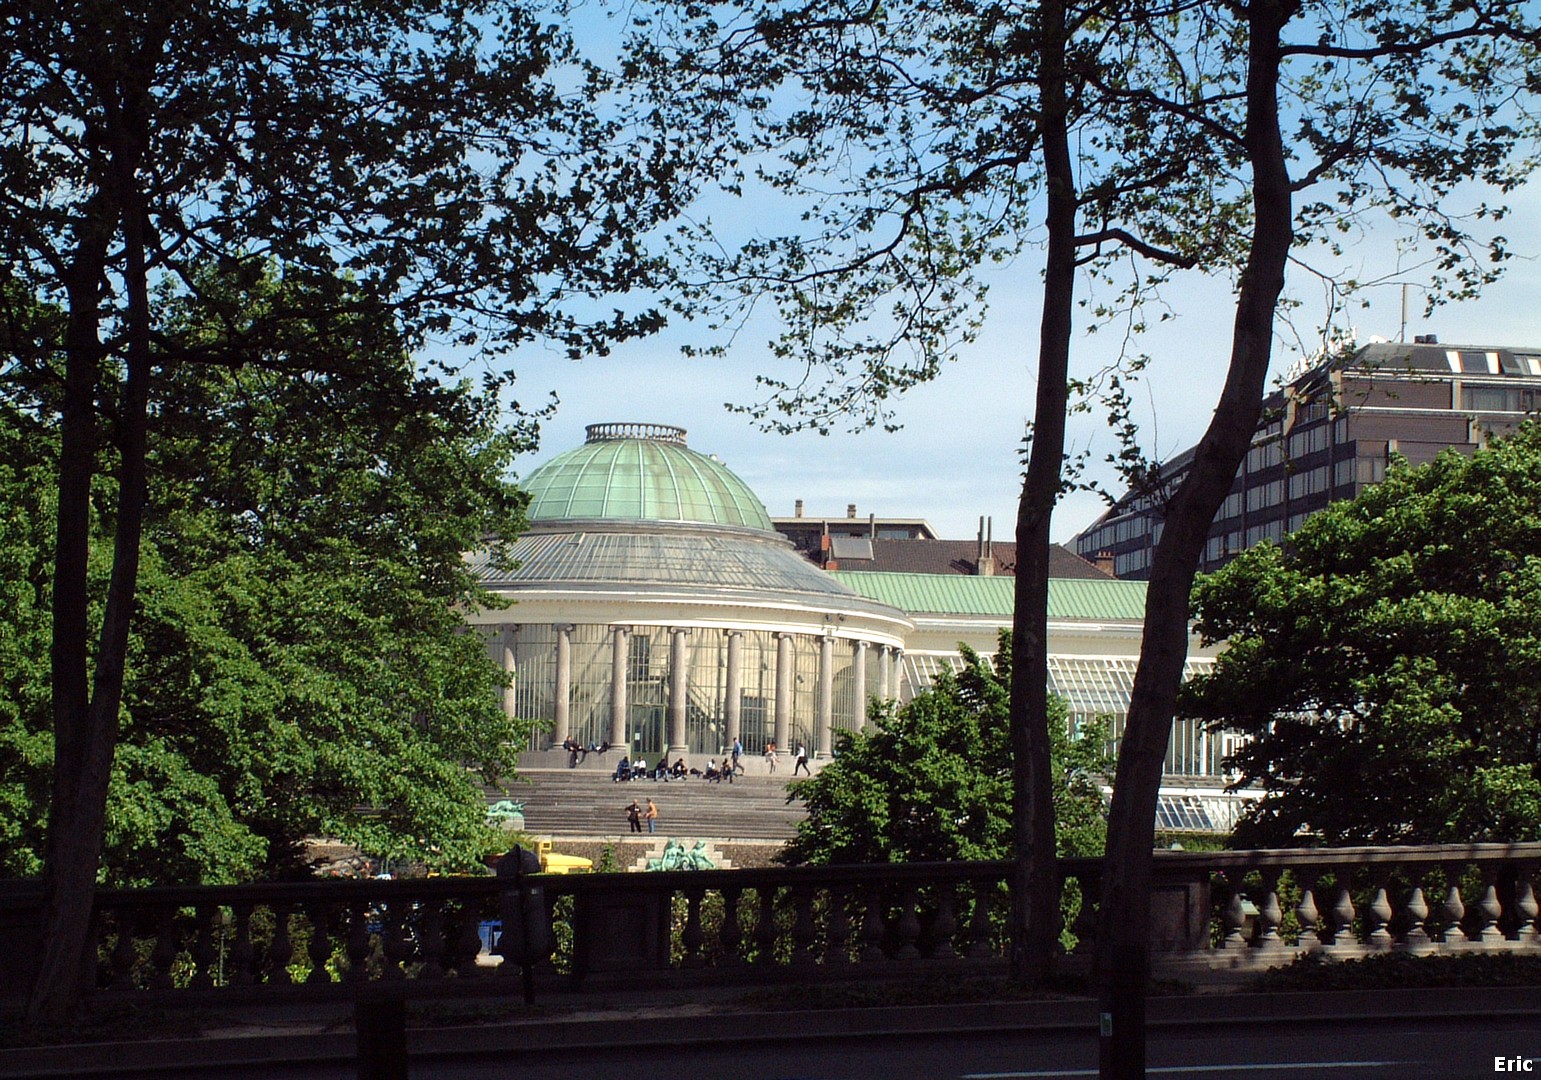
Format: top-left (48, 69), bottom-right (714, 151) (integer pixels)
top-left (624, 797), bottom-right (659, 834)
top-left (562, 736), bottom-right (613, 768)
top-left (602, 738), bottom-right (813, 780)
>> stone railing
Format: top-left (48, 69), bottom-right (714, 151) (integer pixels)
top-left (2, 844), bottom-right (1537, 1002)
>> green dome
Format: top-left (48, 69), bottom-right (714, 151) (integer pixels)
top-left (522, 423), bottom-right (773, 530)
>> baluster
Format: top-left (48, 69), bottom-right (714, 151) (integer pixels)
top-left (1220, 876), bottom-right (1247, 950)
top-left (148, 907), bottom-right (180, 990)
top-left (345, 901), bottom-right (372, 983)
top-left (268, 905), bottom-right (295, 984)
top-left (1403, 886), bottom-right (1432, 950)
top-left (191, 906), bottom-right (217, 989)
top-left (823, 885), bottom-right (851, 965)
top-left (381, 902), bottom-right (409, 980)
top-left (928, 884), bottom-right (958, 960)
top-left (893, 887), bottom-right (922, 960)
top-left (1515, 871), bottom-right (1539, 944)
top-left (1328, 879), bottom-right (1356, 949)
top-left (419, 903), bottom-right (445, 979)
top-left (229, 904), bottom-right (255, 986)
top-left (965, 882), bottom-right (994, 959)
top-left (1441, 871), bottom-right (1467, 945)
top-left (859, 884), bottom-right (887, 962)
top-left (1365, 876), bottom-right (1394, 950)
top-left (1254, 871), bottom-right (1283, 951)
top-left (108, 911), bottom-right (138, 990)
top-left (681, 889), bottom-right (706, 968)
top-left (718, 886), bottom-right (744, 965)
top-left (1295, 875), bottom-right (1321, 952)
top-left (755, 886), bottom-right (779, 965)
top-left (790, 886), bottom-right (817, 965)
top-left (1071, 879), bottom-right (1099, 958)
top-left (453, 901), bottom-right (487, 977)
top-left (1476, 867), bottom-right (1505, 944)
top-left (306, 903), bottom-right (334, 984)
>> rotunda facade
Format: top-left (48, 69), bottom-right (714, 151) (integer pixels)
top-left (465, 423), bottom-right (912, 762)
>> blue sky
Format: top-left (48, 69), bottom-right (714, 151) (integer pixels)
top-left (500, 9), bottom-right (1541, 546)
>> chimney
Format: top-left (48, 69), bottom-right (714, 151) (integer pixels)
top-left (1094, 550), bottom-right (1116, 578)
top-left (794, 499), bottom-right (804, 518)
top-left (847, 503), bottom-right (857, 519)
top-left (977, 516), bottom-right (996, 576)
top-left (1413, 333), bottom-right (1438, 344)
top-left (869, 512), bottom-right (876, 540)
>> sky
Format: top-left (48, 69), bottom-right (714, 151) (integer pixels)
top-left (504, 209), bottom-right (1541, 546)
top-left (498, 11), bottom-right (1541, 547)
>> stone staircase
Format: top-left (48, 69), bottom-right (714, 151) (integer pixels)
top-left (488, 768), bottom-right (805, 842)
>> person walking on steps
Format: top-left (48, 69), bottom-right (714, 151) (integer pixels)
top-left (731, 737), bottom-right (744, 775)
top-left (793, 742), bottom-right (810, 776)
top-left (644, 798), bottom-right (659, 834)
top-left (764, 741), bottom-right (777, 773)
top-left (625, 799), bottom-right (643, 833)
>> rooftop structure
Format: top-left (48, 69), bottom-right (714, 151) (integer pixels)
top-left (1072, 338), bottom-right (1541, 579)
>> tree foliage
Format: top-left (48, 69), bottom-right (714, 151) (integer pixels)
top-left (1, 270), bottom-right (533, 885)
top-left (1184, 425), bottom-right (1541, 847)
top-left (782, 637), bottom-right (1110, 866)
top-left (3, 0), bottom-right (687, 1017)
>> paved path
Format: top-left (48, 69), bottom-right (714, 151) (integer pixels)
top-left (5, 986), bottom-right (1540, 1079)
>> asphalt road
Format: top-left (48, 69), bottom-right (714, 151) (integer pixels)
top-left (71, 1012), bottom-right (1541, 1080)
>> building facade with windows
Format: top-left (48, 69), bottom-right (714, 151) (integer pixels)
top-left (1072, 339), bottom-right (1541, 579)
top-left (468, 422), bottom-right (1238, 829)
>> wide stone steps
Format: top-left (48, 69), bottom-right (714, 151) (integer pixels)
top-left (488, 769), bottom-right (805, 841)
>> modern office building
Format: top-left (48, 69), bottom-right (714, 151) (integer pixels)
top-left (466, 421), bottom-right (1237, 829)
top-left (1072, 339), bottom-right (1541, 579)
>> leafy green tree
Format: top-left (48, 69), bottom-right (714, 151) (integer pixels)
top-left (1183, 425), bottom-right (1541, 848)
top-left (3, 1), bottom-right (684, 1018)
top-left (1, 270), bottom-right (533, 885)
top-left (783, 637), bottom-right (1110, 866)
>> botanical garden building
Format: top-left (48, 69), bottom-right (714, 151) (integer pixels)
top-left (465, 422), bottom-right (1235, 829)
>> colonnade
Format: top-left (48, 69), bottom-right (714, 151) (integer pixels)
top-left (499, 623), bottom-right (903, 758)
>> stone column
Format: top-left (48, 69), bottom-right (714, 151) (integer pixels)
top-left (817, 634), bottom-right (834, 759)
top-left (893, 648), bottom-right (905, 702)
top-left (500, 625), bottom-right (519, 721)
top-left (724, 630), bottom-right (743, 750)
top-left (668, 628), bottom-right (691, 757)
top-left (773, 632), bottom-right (793, 755)
top-left (878, 644), bottom-right (893, 703)
top-left (851, 640), bottom-right (868, 732)
top-left (609, 625), bottom-right (629, 748)
top-left (553, 623), bottom-right (574, 747)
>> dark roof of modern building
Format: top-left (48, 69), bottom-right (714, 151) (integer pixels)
top-left (824, 539), bottom-right (1112, 579)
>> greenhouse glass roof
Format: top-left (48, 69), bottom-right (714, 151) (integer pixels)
top-left (830, 572), bottom-right (1149, 620)
top-left (521, 423), bottom-right (772, 530)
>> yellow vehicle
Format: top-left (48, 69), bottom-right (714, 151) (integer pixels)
top-left (534, 838), bottom-right (592, 874)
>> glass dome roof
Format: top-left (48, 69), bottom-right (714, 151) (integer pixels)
top-left (521, 423), bottom-right (773, 530)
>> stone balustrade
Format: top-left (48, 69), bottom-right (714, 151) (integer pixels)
top-left (2, 844), bottom-right (1537, 1002)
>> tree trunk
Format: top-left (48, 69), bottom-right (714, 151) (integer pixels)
top-left (28, 75), bottom-right (158, 1023)
top-left (1094, 2), bottom-right (1295, 1076)
top-left (1010, 0), bottom-right (1075, 986)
